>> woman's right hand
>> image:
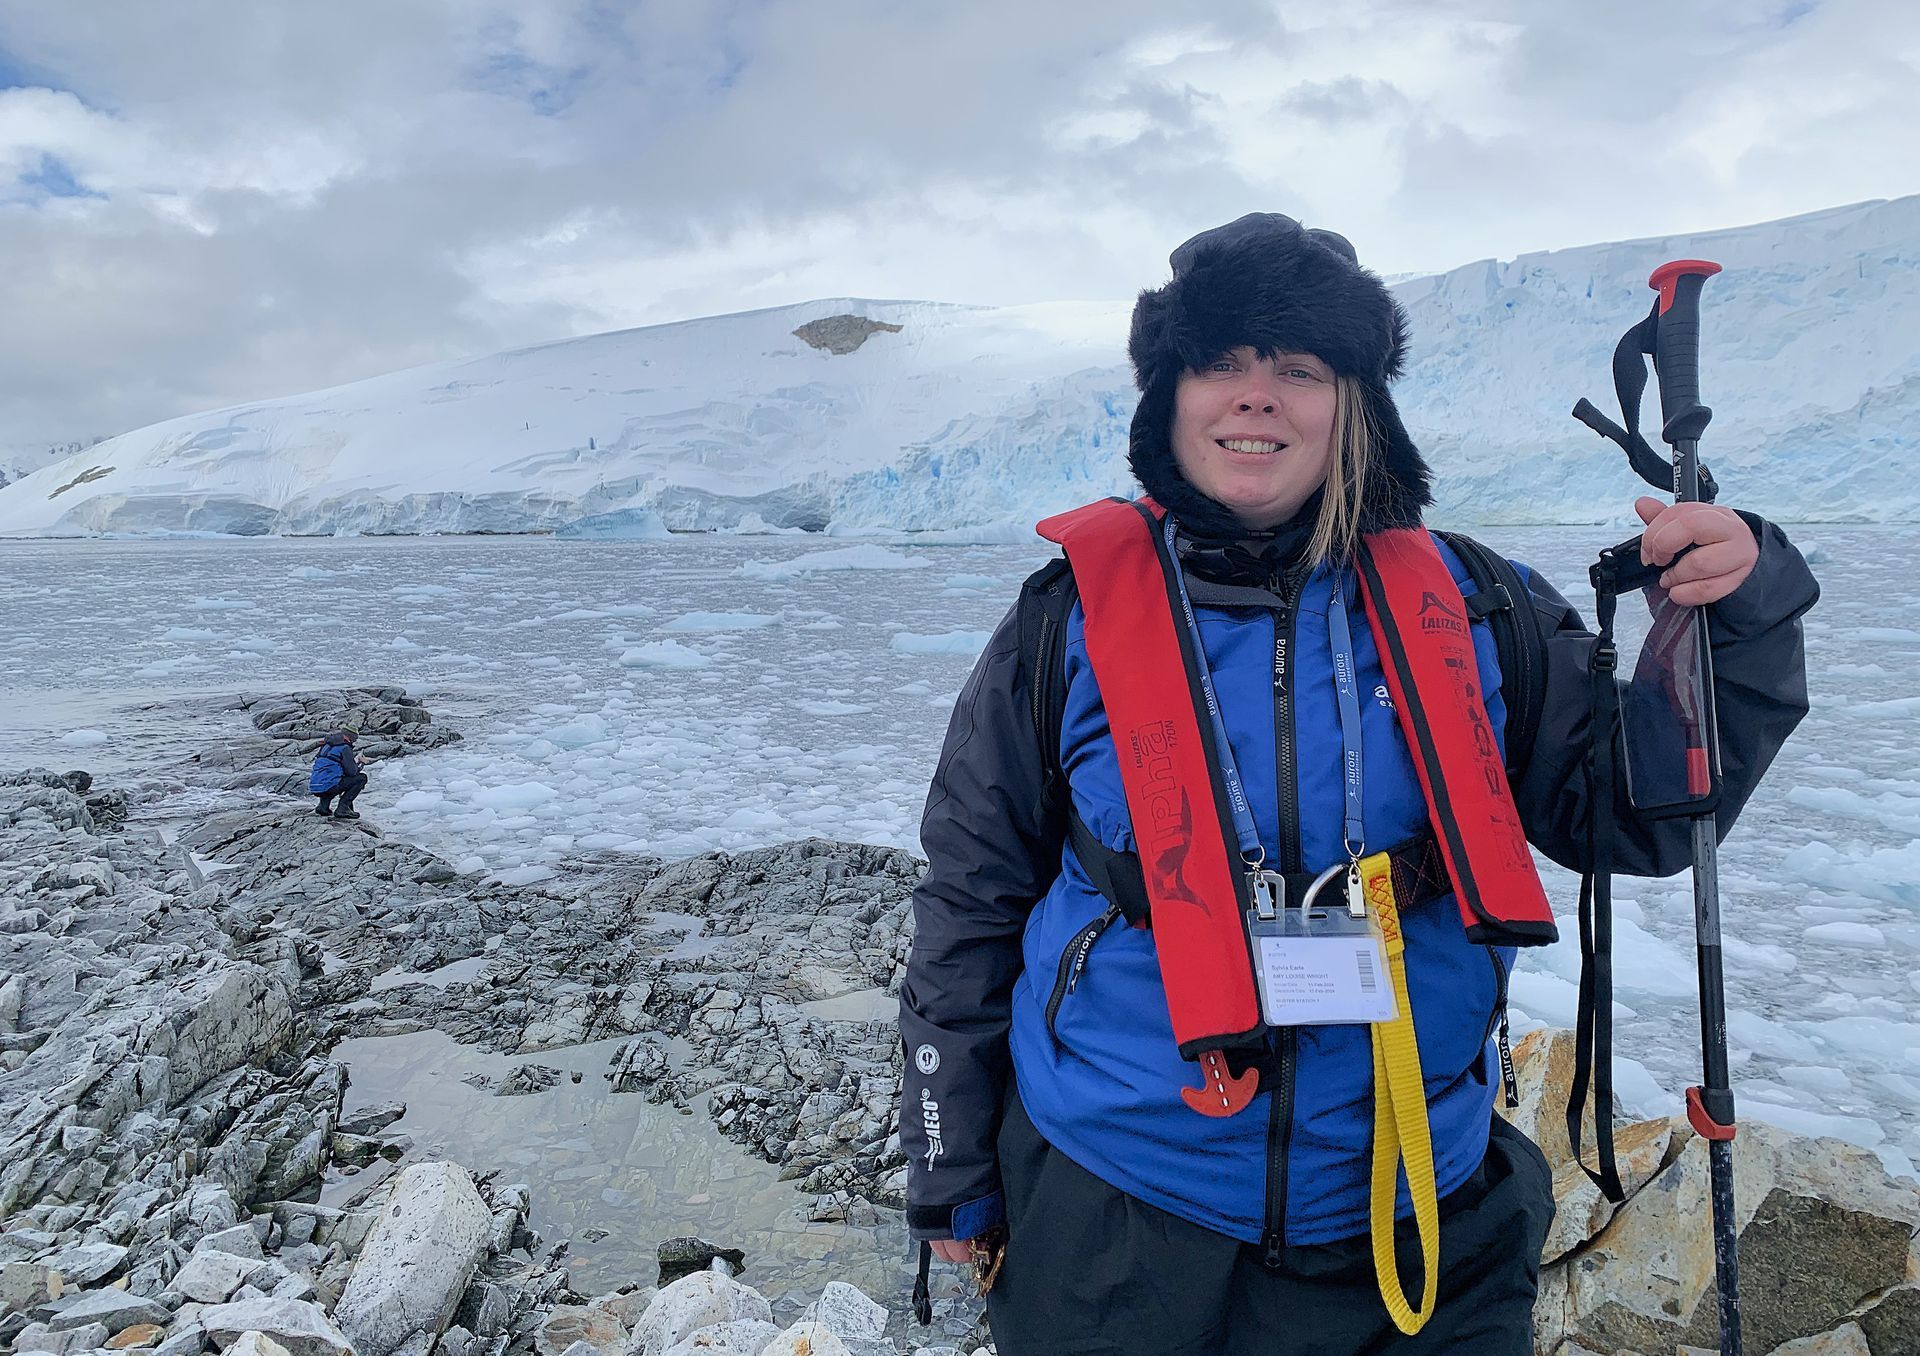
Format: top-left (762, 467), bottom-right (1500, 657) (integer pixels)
top-left (931, 1238), bottom-right (973, 1264)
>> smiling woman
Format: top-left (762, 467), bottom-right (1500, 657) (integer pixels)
top-left (1169, 346), bottom-right (1340, 535)
top-left (897, 211), bottom-right (1820, 1356)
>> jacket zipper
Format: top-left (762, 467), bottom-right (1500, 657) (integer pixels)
top-left (1485, 946), bottom-right (1520, 1108)
top-left (1263, 567), bottom-right (1305, 1267)
top-left (1045, 902), bottom-right (1123, 1043)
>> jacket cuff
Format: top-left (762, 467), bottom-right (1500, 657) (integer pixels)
top-left (906, 1190), bottom-right (1006, 1242)
top-left (1707, 513), bottom-right (1820, 640)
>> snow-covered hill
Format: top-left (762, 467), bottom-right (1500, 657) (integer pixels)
top-left (2, 197), bottom-right (1914, 537)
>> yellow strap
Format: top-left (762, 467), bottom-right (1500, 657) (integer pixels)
top-left (1361, 851), bottom-right (1442, 1335)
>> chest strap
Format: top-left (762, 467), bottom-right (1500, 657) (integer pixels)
top-left (1068, 809), bottom-right (1452, 927)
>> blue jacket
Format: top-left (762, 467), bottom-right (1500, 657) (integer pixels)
top-left (309, 738), bottom-right (359, 794)
top-left (899, 517), bottom-right (1818, 1248)
top-left (1011, 543), bottom-right (1511, 1244)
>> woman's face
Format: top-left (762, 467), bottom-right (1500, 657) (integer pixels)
top-left (1170, 346), bottom-right (1337, 530)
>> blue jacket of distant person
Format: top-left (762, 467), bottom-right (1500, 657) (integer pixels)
top-left (309, 735), bottom-right (360, 794)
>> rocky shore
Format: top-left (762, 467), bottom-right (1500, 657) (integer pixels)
top-left (3, 687), bottom-right (1917, 1355)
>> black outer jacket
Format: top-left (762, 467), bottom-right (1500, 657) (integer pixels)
top-left (898, 515), bottom-right (1819, 1240)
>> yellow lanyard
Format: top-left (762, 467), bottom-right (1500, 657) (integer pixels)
top-left (1360, 850), bottom-right (1441, 1335)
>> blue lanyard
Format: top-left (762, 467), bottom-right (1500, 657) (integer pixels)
top-left (1326, 583), bottom-right (1367, 859)
top-left (1162, 515), bottom-right (1367, 871)
top-left (1162, 516), bottom-right (1265, 865)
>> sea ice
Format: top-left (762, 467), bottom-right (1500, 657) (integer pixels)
top-left (890, 630), bottom-right (992, 656)
top-left (618, 642), bottom-right (711, 669)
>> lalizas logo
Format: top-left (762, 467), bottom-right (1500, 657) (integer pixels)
top-left (1418, 591), bottom-right (1466, 637)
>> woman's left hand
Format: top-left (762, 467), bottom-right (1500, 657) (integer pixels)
top-left (1634, 497), bottom-right (1760, 607)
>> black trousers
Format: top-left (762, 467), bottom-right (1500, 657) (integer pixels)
top-left (317, 771), bottom-right (367, 812)
top-left (986, 1092), bottom-right (1555, 1356)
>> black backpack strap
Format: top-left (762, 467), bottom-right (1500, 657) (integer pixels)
top-left (1016, 556), bottom-right (1079, 828)
top-left (1433, 530), bottom-right (1546, 782)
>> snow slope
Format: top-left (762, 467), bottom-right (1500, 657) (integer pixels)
top-left (2, 197), bottom-right (1914, 537)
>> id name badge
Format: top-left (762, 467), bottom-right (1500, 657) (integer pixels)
top-left (1246, 897), bottom-right (1397, 1027)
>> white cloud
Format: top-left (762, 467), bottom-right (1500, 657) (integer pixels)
top-left (0, 0), bottom-right (1914, 455)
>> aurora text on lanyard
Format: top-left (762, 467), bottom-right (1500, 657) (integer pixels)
top-left (1162, 515), bottom-right (1394, 1026)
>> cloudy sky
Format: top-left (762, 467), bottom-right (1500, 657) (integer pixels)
top-left (2, 0), bottom-right (1914, 453)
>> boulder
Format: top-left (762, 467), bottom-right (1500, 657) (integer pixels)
top-left (172, 1249), bottom-right (261, 1304)
top-left (660, 1321), bottom-right (778, 1356)
top-left (797, 1284), bottom-right (885, 1344)
top-left (226, 1335), bottom-right (295, 1356)
top-left (106, 1323), bottom-right (166, 1349)
top-left (626, 1272), bottom-right (773, 1356)
top-left (1554, 1120), bottom-right (1920, 1354)
top-left (152, 1324), bottom-right (209, 1356)
top-left (534, 1306), bottom-right (627, 1356)
top-left (333, 1164), bottom-right (492, 1356)
top-left (1846, 1282), bottom-right (1920, 1355)
top-left (2, 1262), bottom-right (57, 1318)
top-left (761, 1323), bottom-right (852, 1356)
top-left (194, 1227), bottom-right (265, 1263)
top-left (43, 1243), bottom-right (130, 1289)
top-left (47, 1291), bottom-right (170, 1333)
top-left (14, 1319), bottom-right (110, 1354)
top-left (200, 1298), bottom-right (352, 1356)
top-left (655, 1240), bottom-right (747, 1288)
top-left (1766, 1322), bottom-right (1871, 1354)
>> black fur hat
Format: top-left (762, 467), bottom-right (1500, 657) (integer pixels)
top-left (1126, 212), bottom-right (1432, 539)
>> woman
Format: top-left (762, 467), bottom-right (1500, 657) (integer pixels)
top-left (898, 213), bottom-right (1818, 1354)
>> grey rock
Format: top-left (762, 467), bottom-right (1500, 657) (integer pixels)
top-left (336, 1103), bottom-right (406, 1139)
top-left (194, 1227), bottom-right (264, 1263)
top-left (626, 1272), bottom-right (773, 1356)
top-left (660, 1320), bottom-right (778, 1356)
top-left (152, 1324), bottom-right (208, 1356)
top-left (655, 1239), bottom-right (746, 1288)
top-left (533, 1306), bottom-right (625, 1356)
top-left (171, 1250), bottom-right (260, 1304)
top-left (199, 1297), bottom-right (353, 1356)
top-left (2, 1262), bottom-right (57, 1319)
top-left (798, 1283), bottom-right (884, 1343)
top-left (14, 1319), bottom-right (110, 1354)
top-left (1846, 1282), bottom-right (1920, 1355)
top-left (1765, 1322), bottom-right (1872, 1354)
top-left (334, 1163), bottom-right (492, 1356)
top-left (48, 1292), bottom-right (169, 1333)
top-left (453, 1283), bottom-right (510, 1339)
top-left (760, 1323), bottom-right (852, 1356)
top-left (43, 1244), bottom-right (129, 1289)
top-left (224, 1334), bottom-right (294, 1356)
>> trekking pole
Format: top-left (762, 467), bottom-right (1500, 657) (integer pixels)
top-left (1648, 259), bottom-right (1742, 1356)
top-left (1572, 259), bottom-right (1742, 1355)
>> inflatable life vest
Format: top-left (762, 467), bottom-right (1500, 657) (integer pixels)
top-left (1035, 497), bottom-right (1557, 1074)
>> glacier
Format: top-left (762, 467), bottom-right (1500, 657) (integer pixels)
top-left (1, 196), bottom-right (1914, 539)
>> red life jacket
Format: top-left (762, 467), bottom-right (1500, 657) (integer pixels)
top-left (1036, 498), bottom-right (1556, 1079)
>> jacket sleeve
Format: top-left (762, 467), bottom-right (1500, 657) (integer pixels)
top-left (898, 601), bottom-right (1060, 1241)
top-left (341, 745), bottom-right (362, 777)
top-left (1512, 513), bottom-right (1819, 877)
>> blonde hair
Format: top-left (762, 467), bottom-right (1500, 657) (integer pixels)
top-left (1304, 375), bottom-right (1377, 568)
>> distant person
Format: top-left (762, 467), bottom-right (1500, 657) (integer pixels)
top-left (309, 729), bottom-right (367, 820)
